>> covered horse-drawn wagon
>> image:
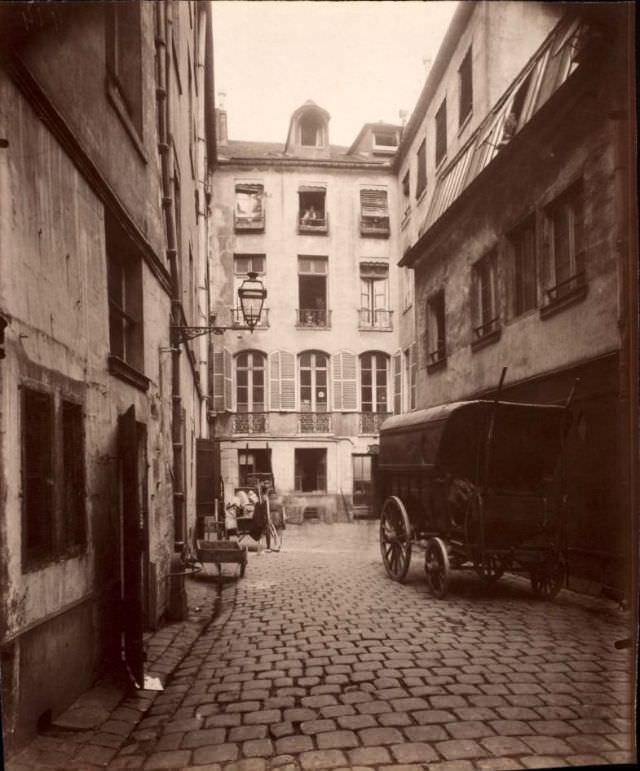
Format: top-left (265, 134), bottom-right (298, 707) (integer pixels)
top-left (376, 391), bottom-right (572, 599)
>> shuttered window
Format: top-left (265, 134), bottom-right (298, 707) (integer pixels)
top-left (392, 352), bottom-right (402, 415)
top-left (360, 352), bottom-right (389, 413)
top-left (333, 351), bottom-right (357, 411)
top-left (269, 351), bottom-right (296, 411)
top-left (213, 348), bottom-right (232, 411)
top-left (360, 189), bottom-right (388, 217)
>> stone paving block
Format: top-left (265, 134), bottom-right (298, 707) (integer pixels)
top-left (191, 743), bottom-right (239, 764)
top-left (355, 700), bottom-right (391, 715)
top-left (476, 758), bottom-right (523, 770)
top-left (108, 756), bottom-right (146, 769)
top-left (74, 743), bottom-right (119, 765)
top-left (244, 709), bottom-right (282, 725)
top-left (284, 707), bottom-right (318, 723)
top-left (429, 695), bottom-right (468, 709)
top-left (489, 719), bottom-right (534, 736)
top-left (412, 709), bottom-right (456, 724)
top-left (348, 745), bottom-right (392, 765)
top-left (523, 735), bottom-right (574, 754)
top-left (358, 727), bottom-right (404, 746)
top-left (445, 720), bottom-right (495, 739)
top-left (320, 704), bottom-right (356, 719)
top-left (275, 735), bottom-right (314, 755)
top-left (182, 728), bottom-right (227, 750)
top-left (390, 741), bottom-right (439, 764)
top-left (164, 717), bottom-right (204, 734)
top-left (243, 738), bottom-right (275, 758)
top-left (270, 721), bottom-right (295, 738)
top-left (301, 695), bottom-right (338, 708)
top-left (143, 750), bottom-right (193, 770)
top-left (229, 724), bottom-right (268, 741)
top-left (435, 739), bottom-right (488, 760)
top-left (403, 724), bottom-right (448, 742)
top-left (298, 749), bottom-right (347, 769)
top-left (481, 735), bottom-right (531, 756)
top-left (300, 718), bottom-right (336, 734)
top-left (389, 697), bottom-right (429, 712)
top-left (316, 730), bottom-right (359, 749)
top-left (337, 714), bottom-right (377, 730)
top-left (565, 733), bottom-right (618, 753)
top-left (154, 732), bottom-right (184, 751)
top-left (519, 756), bottom-right (567, 769)
top-left (427, 762), bottom-right (475, 771)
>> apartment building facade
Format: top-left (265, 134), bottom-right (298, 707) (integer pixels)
top-left (0, 1), bottom-right (216, 750)
top-left (394, 2), bottom-right (636, 597)
top-left (211, 103), bottom-right (402, 521)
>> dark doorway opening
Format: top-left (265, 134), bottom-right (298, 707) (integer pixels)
top-left (295, 448), bottom-right (327, 492)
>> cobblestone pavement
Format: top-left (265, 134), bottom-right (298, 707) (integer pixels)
top-left (7, 521), bottom-right (636, 771)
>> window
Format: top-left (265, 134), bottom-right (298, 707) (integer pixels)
top-left (106, 2), bottom-right (142, 138)
top-left (236, 351), bottom-right (266, 413)
top-left (298, 257), bottom-right (328, 327)
top-left (22, 387), bottom-right (86, 567)
top-left (238, 449), bottom-right (272, 487)
top-left (22, 388), bottom-right (54, 562)
top-left (416, 139), bottom-right (427, 199)
top-left (295, 448), bottom-right (326, 492)
top-left (404, 345), bottom-right (416, 411)
top-left (458, 46), bottom-right (473, 127)
top-left (106, 212), bottom-right (144, 375)
top-left (372, 130), bottom-right (398, 155)
top-left (472, 250), bottom-right (501, 346)
top-left (542, 182), bottom-right (586, 309)
top-left (234, 183), bottom-right (264, 231)
top-left (360, 352), bottom-right (389, 413)
top-left (233, 254), bottom-right (267, 327)
top-left (402, 171), bottom-right (410, 198)
top-left (401, 267), bottom-right (414, 312)
top-left (435, 99), bottom-right (447, 168)
top-left (300, 113), bottom-right (325, 147)
top-left (359, 263), bottom-right (391, 329)
top-left (392, 352), bottom-right (402, 415)
top-left (299, 351), bottom-right (329, 412)
top-left (500, 71), bottom-right (533, 147)
top-left (360, 189), bottom-right (390, 237)
top-left (298, 187), bottom-right (327, 233)
top-left (426, 290), bottom-right (446, 368)
top-left (510, 218), bottom-right (537, 316)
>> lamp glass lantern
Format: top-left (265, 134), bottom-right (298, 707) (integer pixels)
top-left (237, 272), bottom-right (267, 331)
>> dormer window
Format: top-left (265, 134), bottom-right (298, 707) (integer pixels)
top-left (372, 130), bottom-right (399, 155)
top-left (300, 113), bottom-right (325, 147)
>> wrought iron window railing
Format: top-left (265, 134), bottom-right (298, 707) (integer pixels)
top-left (358, 308), bottom-right (393, 330)
top-left (234, 212), bottom-right (265, 232)
top-left (296, 309), bottom-right (331, 328)
top-left (232, 413), bottom-right (268, 434)
top-left (298, 413), bottom-right (332, 433)
top-left (360, 412), bottom-right (391, 434)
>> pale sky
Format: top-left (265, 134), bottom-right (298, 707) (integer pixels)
top-left (212, 1), bottom-right (459, 147)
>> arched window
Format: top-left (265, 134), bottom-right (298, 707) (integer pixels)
top-left (360, 352), bottom-right (389, 413)
top-left (236, 351), bottom-right (266, 412)
top-left (299, 351), bottom-right (329, 412)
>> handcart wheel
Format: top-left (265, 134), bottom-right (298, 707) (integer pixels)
top-left (530, 557), bottom-right (565, 599)
top-left (424, 537), bottom-right (450, 599)
top-left (476, 554), bottom-right (505, 584)
top-left (380, 496), bottom-right (412, 582)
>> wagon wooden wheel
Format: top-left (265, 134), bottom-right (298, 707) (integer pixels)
top-left (380, 496), bottom-right (412, 582)
top-left (424, 537), bottom-right (450, 599)
top-left (530, 556), bottom-right (565, 598)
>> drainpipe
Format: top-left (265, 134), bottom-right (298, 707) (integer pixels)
top-left (155, 2), bottom-right (184, 549)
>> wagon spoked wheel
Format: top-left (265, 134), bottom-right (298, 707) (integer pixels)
top-left (530, 557), bottom-right (565, 599)
top-left (424, 537), bottom-right (450, 599)
top-left (476, 554), bottom-right (504, 584)
top-left (380, 496), bottom-right (412, 582)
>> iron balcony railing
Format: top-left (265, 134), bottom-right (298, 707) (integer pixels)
top-left (544, 270), bottom-right (586, 304)
top-left (296, 309), bottom-right (331, 328)
top-left (298, 412), bottom-right (332, 433)
top-left (358, 308), bottom-right (393, 330)
top-left (298, 212), bottom-right (328, 234)
top-left (232, 412), bottom-right (268, 434)
top-left (473, 316), bottom-right (501, 340)
top-left (360, 412), bottom-right (391, 434)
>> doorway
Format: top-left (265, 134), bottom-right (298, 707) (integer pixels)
top-left (294, 448), bottom-right (327, 492)
top-left (352, 454), bottom-right (374, 514)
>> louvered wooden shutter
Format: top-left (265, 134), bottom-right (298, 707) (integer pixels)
top-left (333, 353), bottom-right (343, 411)
top-left (280, 351), bottom-right (296, 410)
top-left (224, 349), bottom-right (232, 411)
top-left (342, 352), bottom-right (357, 410)
top-left (213, 351), bottom-right (225, 412)
top-left (393, 352), bottom-right (402, 414)
top-left (410, 343), bottom-right (417, 410)
top-left (269, 352), bottom-right (281, 410)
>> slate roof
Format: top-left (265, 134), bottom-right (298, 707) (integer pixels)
top-left (218, 140), bottom-right (391, 166)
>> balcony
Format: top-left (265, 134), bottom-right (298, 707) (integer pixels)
top-left (358, 308), bottom-right (393, 331)
top-left (298, 413), bottom-right (332, 433)
top-left (360, 412), bottom-right (391, 434)
top-left (298, 212), bottom-right (328, 235)
top-left (234, 211), bottom-right (265, 233)
top-left (232, 412), bottom-right (268, 434)
top-left (296, 309), bottom-right (331, 329)
top-left (471, 316), bottom-right (501, 351)
top-left (231, 307), bottom-right (270, 329)
top-left (360, 214), bottom-right (390, 238)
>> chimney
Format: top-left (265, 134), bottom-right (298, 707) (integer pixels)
top-left (216, 91), bottom-right (228, 146)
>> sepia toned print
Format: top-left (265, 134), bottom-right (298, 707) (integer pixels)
top-left (0, 2), bottom-right (636, 770)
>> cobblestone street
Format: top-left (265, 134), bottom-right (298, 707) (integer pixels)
top-left (8, 521), bottom-right (635, 771)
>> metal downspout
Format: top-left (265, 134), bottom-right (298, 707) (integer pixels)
top-left (156, 2), bottom-right (184, 548)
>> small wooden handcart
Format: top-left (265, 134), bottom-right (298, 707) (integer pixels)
top-left (196, 538), bottom-right (247, 579)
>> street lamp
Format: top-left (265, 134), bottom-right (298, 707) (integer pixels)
top-left (171, 272), bottom-right (267, 341)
